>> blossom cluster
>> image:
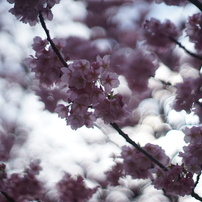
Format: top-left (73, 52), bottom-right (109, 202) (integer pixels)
top-left (0, 161), bottom-right (46, 201)
top-left (104, 162), bottom-right (124, 187)
top-left (111, 49), bottom-right (159, 93)
top-left (186, 13), bottom-right (202, 51)
top-left (0, 160), bottom-right (97, 201)
top-left (7, 0), bottom-right (60, 25)
top-left (27, 36), bottom-right (68, 86)
top-left (142, 18), bottom-right (181, 51)
top-left (179, 126), bottom-right (202, 174)
top-left (28, 37), bottom-right (131, 129)
top-left (153, 164), bottom-right (194, 196)
top-left (55, 55), bottom-right (130, 129)
top-left (56, 173), bottom-right (97, 202)
top-left (174, 76), bottom-right (202, 113)
top-left (121, 144), bottom-right (170, 179)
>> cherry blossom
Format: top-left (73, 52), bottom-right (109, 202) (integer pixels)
top-left (174, 76), bottom-right (202, 113)
top-left (0, 161), bottom-right (46, 201)
top-left (121, 144), bottom-right (170, 179)
top-left (142, 18), bottom-right (181, 51)
top-left (54, 55), bottom-right (131, 129)
top-left (7, 0), bottom-right (60, 25)
top-left (186, 13), bottom-right (202, 51)
top-left (104, 162), bottom-right (124, 187)
top-left (153, 164), bottom-right (194, 196)
top-left (179, 126), bottom-right (202, 174)
top-left (56, 173), bottom-right (97, 202)
top-left (27, 36), bottom-right (68, 86)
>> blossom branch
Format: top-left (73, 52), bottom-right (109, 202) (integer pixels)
top-left (38, 13), bottom-right (68, 67)
top-left (110, 122), bottom-right (168, 171)
top-left (187, 0), bottom-right (202, 12)
top-left (194, 172), bottom-right (201, 188)
top-left (190, 171), bottom-right (202, 201)
top-left (169, 37), bottom-right (202, 61)
top-left (191, 191), bottom-right (202, 201)
top-left (0, 191), bottom-right (16, 202)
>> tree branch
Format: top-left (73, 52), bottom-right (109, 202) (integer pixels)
top-left (110, 122), bottom-right (168, 171)
top-left (194, 172), bottom-right (201, 188)
top-left (38, 13), bottom-right (68, 67)
top-left (169, 37), bottom-right (202, 61)
top-left (191, 172), bottom-right (202, 201)
top-left (191, 191), bottom-right (202, 201)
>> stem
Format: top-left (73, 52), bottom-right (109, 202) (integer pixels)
top-left (191, 191), bottom-right (202, 201)
top-left (169, 37), bottom-right (202, 61)
top-left (110, 122), bottom-right (168, 171)
top-left (38, 13), bottom-right (68, 67)
top-left (191, 172), bottom-right (202, 201)
top-left (187, 0), bottom-right (202, 12)
top-left (194, 172), bottom-right (201, 188)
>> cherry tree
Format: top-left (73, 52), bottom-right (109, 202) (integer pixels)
top-left (1, 0), bottom-right (202, 201)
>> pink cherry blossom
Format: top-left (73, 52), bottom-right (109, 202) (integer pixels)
top-left (121, 144), bottom-right (170, 179)
top-left (183, 126), bottom-right (202, 144)
top-left (173, 76), bottom-right (202, 113)
top-left (178, 126), bottom-right (202, 174)
top-left (7, 0), bottom-right (60, 25)
top-left (153, 164), bottom-right (194, 196)
top-left (94, 94), bottom-right (130, 124)
top-left (56, 55), bottom-right (131, 129)
top-left (55, 104), bottom-right (69, 119)
top-left (105, 162), bottom-right (124, 187)
top-left (27, 37), bottom-right (68, 86)
top-left (56, 173), bottom-right (97, 202)
top-left (186, 13), bottom-right (202, 51)
top-left (96, 55), bottom-right (110, 70)
top-left (100, 71), bottom-right (120, 93)
top-left (142, 18), bottom-right (181, 51)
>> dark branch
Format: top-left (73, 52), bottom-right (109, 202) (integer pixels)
top-left (191, 191), bottom-right (202, 201)
top-left (110, 122), bottom-right (168, 171)
top-left (0, 191), bottom-right (16, 202)
top-left (169, 37), bottom-right (202, 61)
top-left (38, 13), bottom-right (68, 67)
top-left (187, 0), bottom-right (202, 12)
top-left (191, 172), bottom-right (202, 201)
top-left (194, 172), bottom-right (201, 188)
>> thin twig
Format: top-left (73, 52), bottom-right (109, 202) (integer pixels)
top-left (94, 123), bottom-right (120, 148)
top-left (169, 37), bottom-right (202, 61)
top-left (38, 13), bottom-right (68, 67)
top-left (110, 122), bottom-right (168, 171)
